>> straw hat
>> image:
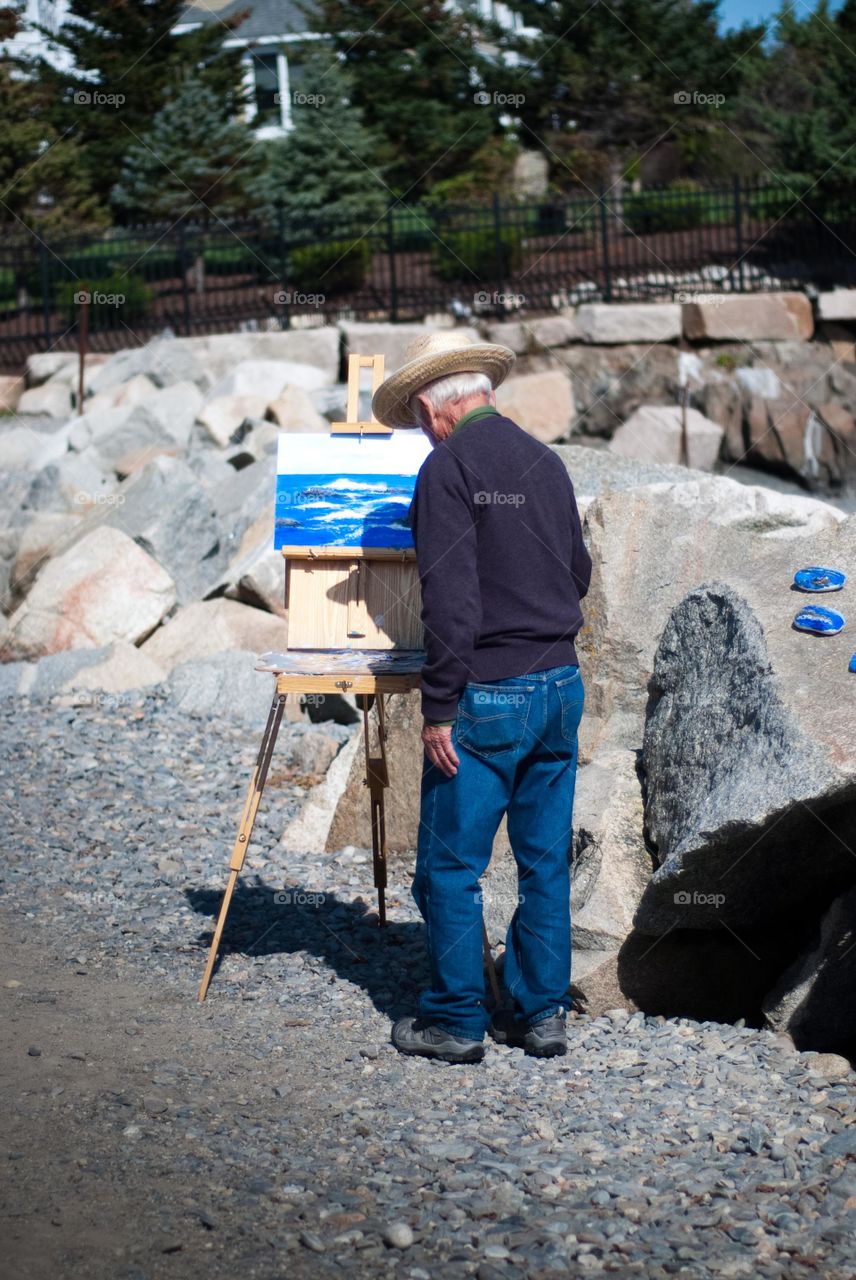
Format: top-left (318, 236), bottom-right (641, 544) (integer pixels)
top-left (371, 331), bottom-right (516, 428)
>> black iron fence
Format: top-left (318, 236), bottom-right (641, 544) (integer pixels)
top-left (2, 179), bottom-right (855, 367)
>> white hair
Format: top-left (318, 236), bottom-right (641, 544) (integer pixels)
top-left (409, 371), bottom-right (492, 420)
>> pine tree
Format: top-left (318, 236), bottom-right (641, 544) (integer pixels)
top-left (112, 79), bottom-right (258, 223)
top-left (763, 0), bottom-right (856, 217)
top-left (0, 4), bottom-right (106, 235)
top-left (489, 0), bottom-right (767, 187)
top-left (304, 0), bottom-right (497, 197)
top-left (248, 53), bottom-right (387, 225)
top-left (31, 0), bottom-right (248, 210)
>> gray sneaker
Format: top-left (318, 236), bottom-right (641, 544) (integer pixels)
top-left (392, 1016), bottom-right (485, 1063)
top-left (525, 1013), bottom-right (567, 1058)
top-left (490, 1009), bottom-right (567, 1057)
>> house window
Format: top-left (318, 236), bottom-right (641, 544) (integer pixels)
top-left (253, 52), bottom-right (281, 125)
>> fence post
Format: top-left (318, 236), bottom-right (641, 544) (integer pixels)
top-left (39, 238), bottom-right (51, 345)
top-left (492, 192), bottom-right (505, 316)
top-left (733, 176), bottom-right (745, 293)
top-left (276, 199), bottom-right (290, 330)
top-left (387, 206), bottom-right (398, 323)
top-left (177, 221), bottom-right (192, 335)
top-left (599, 182), bottom-right (612, 303)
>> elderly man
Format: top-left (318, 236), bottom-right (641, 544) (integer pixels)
top-left (372, 332), bottom-right (592, 1064)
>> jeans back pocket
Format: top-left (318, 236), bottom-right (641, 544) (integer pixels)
top-left (555, 669), bottom-right (584, 742)
top-left (457, 682), bottom-right (534, 759)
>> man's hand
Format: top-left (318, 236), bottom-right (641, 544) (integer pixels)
top-left (422, 722), bottom-right (460, 778)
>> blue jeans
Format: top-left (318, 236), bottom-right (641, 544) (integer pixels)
top-left (412, 664), bottom-right (585, 1041)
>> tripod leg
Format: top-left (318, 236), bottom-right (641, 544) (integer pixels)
top-left (363, 697), bottom-right (389, 926)
top-left (198, 691), bottom-right (286, 1002)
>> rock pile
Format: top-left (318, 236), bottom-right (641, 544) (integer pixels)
top-left (2, 323), bottom-right (855, 1057)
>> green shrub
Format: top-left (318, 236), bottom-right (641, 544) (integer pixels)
top-left (56, 272), bottom-right (151, 325)
top-left (288, 239), bottom-right (371, 294)
top-left (431, 225), bottom-right (524, 283)
top-left (622, 187), bottom-right (706, 234)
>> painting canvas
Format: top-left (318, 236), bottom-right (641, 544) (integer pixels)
top-left (274, 432), bottom-right (431, 551)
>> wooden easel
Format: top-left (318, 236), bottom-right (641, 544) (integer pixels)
top-left (197, 354), bottom-right (502, 1006)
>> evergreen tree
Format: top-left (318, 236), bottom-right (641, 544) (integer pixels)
top-left (763, 0), bottom-right (856, 216)
top-left (0, 3), bottom-right (106, 235)
top-left (248, 53), bottom-right (387, 225)
top-left (31, 0), bottom-right (248, 210)
top-left (488, 0), bottom-right (767, 187)
top-left (112, 78), bottom-right (258, 223)
top-left (303, 0), bottom-right (496, 197)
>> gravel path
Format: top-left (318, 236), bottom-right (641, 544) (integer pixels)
top-left (2, 693), bottom-right (855, 1280)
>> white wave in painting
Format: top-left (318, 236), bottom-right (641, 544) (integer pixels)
top-left (274, 472), bottom-right (417, 549)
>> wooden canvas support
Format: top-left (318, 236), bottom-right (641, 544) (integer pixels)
top-left (330, 354), bottom-right (391, 434)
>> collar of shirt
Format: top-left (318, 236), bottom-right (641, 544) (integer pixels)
top-left (451, 404), bottom-right (500, 436)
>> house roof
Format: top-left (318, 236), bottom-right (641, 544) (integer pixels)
top-left (178, 0), bottom-right (314, 41)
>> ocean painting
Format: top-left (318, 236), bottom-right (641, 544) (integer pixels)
top-left (274, 433), bottom-right (431, 551)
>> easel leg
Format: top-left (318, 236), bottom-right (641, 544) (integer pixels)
top-left (198, 690), bottom-right (287, 1002)
top-left (363, 695), bottom-right (389, 927)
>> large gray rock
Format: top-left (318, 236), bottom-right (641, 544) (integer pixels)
top-left (609, 404), bottom-right (724, 470)
top-left (207, 359), bottom-right (328, 401)
top-left (576, 303), bottom-right (681, 345)
top-left (638, 583), bottom-right (856, 933)
top-left (25, 352), bottom-right (77, 387)
top-left (10, 513), bottom-right (81, 595)
top-left (555, 344), bottom-right (680, 436)
top-left (100, 455), bottom-right (227, 603)
top-left (496, 369), bottom-right (575, 442)
top-left (17, 381), bottom-right (73, 418)
top-left (762, 885), bottom-right (856, 1053)
top-left (139, 598), bottom-right (285, 672)
top-left (188, 328), bottom-right (341, 383)
top-left (88, 338), bottom-right (211, 394)
top-left (0, 425), bottom-right (69, 471)
top-left (167, 649), bottom-right (275, 725)
top-left (0, 526), bottom-right (176, 660)
top-left (818, 289), bottom-right (856, 323)
top-left (683, 292), bottom-right (813, 342)
top-left (21, 452), bottom-right (117, 516)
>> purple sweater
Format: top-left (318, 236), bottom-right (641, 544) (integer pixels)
top-left (409, 411), bottom-right (592, 723)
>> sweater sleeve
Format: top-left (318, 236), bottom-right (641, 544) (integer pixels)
top-left (566, 473), bottom-right (592, 599)
top-left (410, 450), bottom-right (481, 722)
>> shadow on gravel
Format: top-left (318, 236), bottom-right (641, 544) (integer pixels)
top-left (187, 879), bottom-right (430, 1016)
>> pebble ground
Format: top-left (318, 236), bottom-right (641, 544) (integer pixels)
top-left (2, 692), bottom-right (855, 1279)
